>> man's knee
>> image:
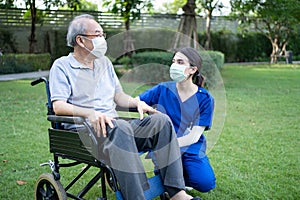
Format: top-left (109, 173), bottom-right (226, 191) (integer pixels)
top-left (106, 119), bottom-right (136, 150)
top-left (110, 119), bottom-right (134, 136)
top-left (149, 113), bottom-right (173, 129)
top-left (151, 112), bottom-right (172, 122)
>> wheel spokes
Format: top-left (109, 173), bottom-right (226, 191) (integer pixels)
top-left (45, 182), bottom-right (55, 199)
top-left (38, 181), bottom-right (56, 199)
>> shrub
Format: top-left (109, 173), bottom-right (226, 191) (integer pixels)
top-left (119, 64), bottom-right (171, 84)
top-left (0, 53), bottom-right (51, 74)
top-left (202, 50), bottom-right (225, 71)
top-left (200, 51), bottom-right (224, 88)
top-left (120, 50), bottom-right (224, 88)
top-left (0, 28), bottom-right (17, 53)
top-left (130, 50), bottom-right (224, 70)
top-left (131, 51), bottom-right (173, 66)
top-left (198, 31), bottom-right (274, 62)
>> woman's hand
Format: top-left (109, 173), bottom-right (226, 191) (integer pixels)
top-left (137, 100), bottom-right (159, 120)
top-left (88, 111), bottom-right (114, 137)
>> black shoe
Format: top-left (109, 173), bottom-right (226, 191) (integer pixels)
top-left (191, 197), bottom-right (202, 200)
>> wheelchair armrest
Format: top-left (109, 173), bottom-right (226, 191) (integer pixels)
top-left (116, 105), bottom-right (138, 112)
top-left (47, 115), bottom-right (86, 124)
top-left (47, 115), bottom-right (100, 160)
top-left (47, 107), bottom-right (138, 124)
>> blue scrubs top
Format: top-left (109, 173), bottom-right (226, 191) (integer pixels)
top-left (139, 81), bottom-right (214, 155)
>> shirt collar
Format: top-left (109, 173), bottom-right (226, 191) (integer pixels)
top-left (68, 53), bottom-right (91, 69)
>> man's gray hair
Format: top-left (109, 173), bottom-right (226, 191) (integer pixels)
top-left (66, 14), bottom-right (95, 47)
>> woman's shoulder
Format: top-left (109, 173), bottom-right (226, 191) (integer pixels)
top-left (196, 87), bottom-right (214, 99)
top-left (159, 81), bottom-right (176, 88)
top-left (146, 81), bottom-right (176, 94)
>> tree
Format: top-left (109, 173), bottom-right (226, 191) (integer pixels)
top-left (173, 0), bottom-right (199, 49)
top-left (160, 0), bottom-right (224, 50)
top-left (196, 0), bottom-right (224, 50)
top-left (60, 0), bottom-right (97, 11)
top-left (230, 0), bottom-right (300, 63)
top-left (103, 0), bottom-right (152, 55)
top-left (23, 0), bottom-right (85, 53)
top-left (156, 0), bottom-right (186, 14)
top-left (0, 0), bottom-right (14, 8)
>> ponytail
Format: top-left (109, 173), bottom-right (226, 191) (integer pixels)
top-left (193, 71), bottom-right (206, 88)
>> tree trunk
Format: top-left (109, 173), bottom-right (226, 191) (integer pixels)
top-left (270, 40), bottom-right (279, 64)
top-left (269, 34), bottom-right (288, 64)
top-left (204, 10), bottom-right (212, 50)
top-left (124, 19), bottom-right (135, 56)
top-left (29, 0), bottom-right (36, 53)
top-left (45, 31), bottom-right (51, 54)
top-left (173, 0), bottom-right (199, 50)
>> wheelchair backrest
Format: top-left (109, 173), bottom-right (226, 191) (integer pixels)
top-left (31, 77), bottom-right (62, 129)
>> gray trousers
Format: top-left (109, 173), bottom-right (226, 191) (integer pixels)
top-left (97, 113), bottom-right (185, 200)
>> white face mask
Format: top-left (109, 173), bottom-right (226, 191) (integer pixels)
top-left (170, 63), bottom-right (188, 82)
top-left (83, 36), bottom-right (107, 58)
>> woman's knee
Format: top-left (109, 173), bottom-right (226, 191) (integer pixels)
top-left (183, 155), bottom-right (216, 192)
top-left (188, 176), bottom-right (216, 192)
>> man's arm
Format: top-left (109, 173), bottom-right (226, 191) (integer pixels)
top-left (53, 100), bottom-right (114, 137)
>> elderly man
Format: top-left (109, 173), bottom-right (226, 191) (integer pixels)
top-left (49, 14), bottom-right (200, 200)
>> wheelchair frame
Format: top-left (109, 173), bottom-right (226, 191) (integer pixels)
top-left (31, 77), bottom-right (166, 200)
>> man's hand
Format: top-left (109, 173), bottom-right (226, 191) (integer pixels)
top-left (88, 111), bottom-right (114, 137)
top-left (137, 101), bottom-right (159, 120)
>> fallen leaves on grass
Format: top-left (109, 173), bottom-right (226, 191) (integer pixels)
top-left (16, 180), bottom-right (27, 185)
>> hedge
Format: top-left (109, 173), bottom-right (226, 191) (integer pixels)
top-left (130, 50), bottom-right (224, 70)
top-left (119, 50), bottom-right (224, 88)
top-left (0, 53), bottom-right (51, 74)
top-left (2, 27), bottom-right (299, 64)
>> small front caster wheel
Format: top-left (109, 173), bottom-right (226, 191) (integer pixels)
top-left (35, 173), bottom-right (67, 200)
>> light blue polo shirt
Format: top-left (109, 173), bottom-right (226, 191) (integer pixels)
top-left (49, 53), bottom-right (122, 118)
top-left (139, 81), bottom-right (214, 155)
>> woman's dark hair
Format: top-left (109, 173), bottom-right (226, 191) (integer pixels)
top-left (175, 47), bottom-right (205, 87)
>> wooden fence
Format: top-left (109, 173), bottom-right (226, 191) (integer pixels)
top-left (0, 8), bottom-right (181, 30)
top-left (0, 8), bottom-right (238, 32)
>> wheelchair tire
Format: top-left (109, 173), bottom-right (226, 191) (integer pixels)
top-left (35, 173), bottom-right (67, 200)
top-left (105, 171), bottom-right (118, 192)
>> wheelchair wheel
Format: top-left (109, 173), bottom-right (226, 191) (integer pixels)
top-left (35, 173), bottom-right (67, 200)
top-left (105, 171), bottom-right (118, 192)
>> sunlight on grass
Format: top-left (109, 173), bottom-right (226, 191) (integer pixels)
top-left (0, 64), bottom-right (299, 199)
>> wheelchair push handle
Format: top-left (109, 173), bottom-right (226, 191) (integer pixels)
top-left (31, 77), bottom-right (48, 86)
top-left (31, 77), bottom-right (53, 114)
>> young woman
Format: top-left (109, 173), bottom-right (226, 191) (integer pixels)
top-left (138, 47), bottom-right (216, 193)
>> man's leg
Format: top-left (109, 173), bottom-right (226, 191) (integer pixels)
top-left (99, 119), bottom-right (149, 200)
top-left (130, 113), bottom-right (186, 195)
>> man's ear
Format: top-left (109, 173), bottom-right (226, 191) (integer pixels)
top-left (75, 36), bottom-right (85, 48)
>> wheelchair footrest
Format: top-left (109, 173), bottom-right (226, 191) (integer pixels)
top-left (115, 174), bottom-right (165, 200)
top-left (144, 174), bottom-right (165, 199)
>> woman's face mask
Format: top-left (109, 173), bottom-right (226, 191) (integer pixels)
top-left (84, 36), bottom-right (107, 58)
top-left (169, 63), bottom-right (188, 82)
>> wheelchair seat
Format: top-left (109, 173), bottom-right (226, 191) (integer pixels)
top-left (31, 77), bottom-right (166, 200)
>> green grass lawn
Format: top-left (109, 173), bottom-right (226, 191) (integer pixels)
top-left (0, 64), bottom-right (299, 199)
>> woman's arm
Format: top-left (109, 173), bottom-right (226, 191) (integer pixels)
top-left (177, 126), bottom-right (205, 147)
top-left (114, 92), bottom-right (157, 120)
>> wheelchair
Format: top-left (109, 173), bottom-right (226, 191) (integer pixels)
top-left (31, 77), bottom-right (167, 200)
